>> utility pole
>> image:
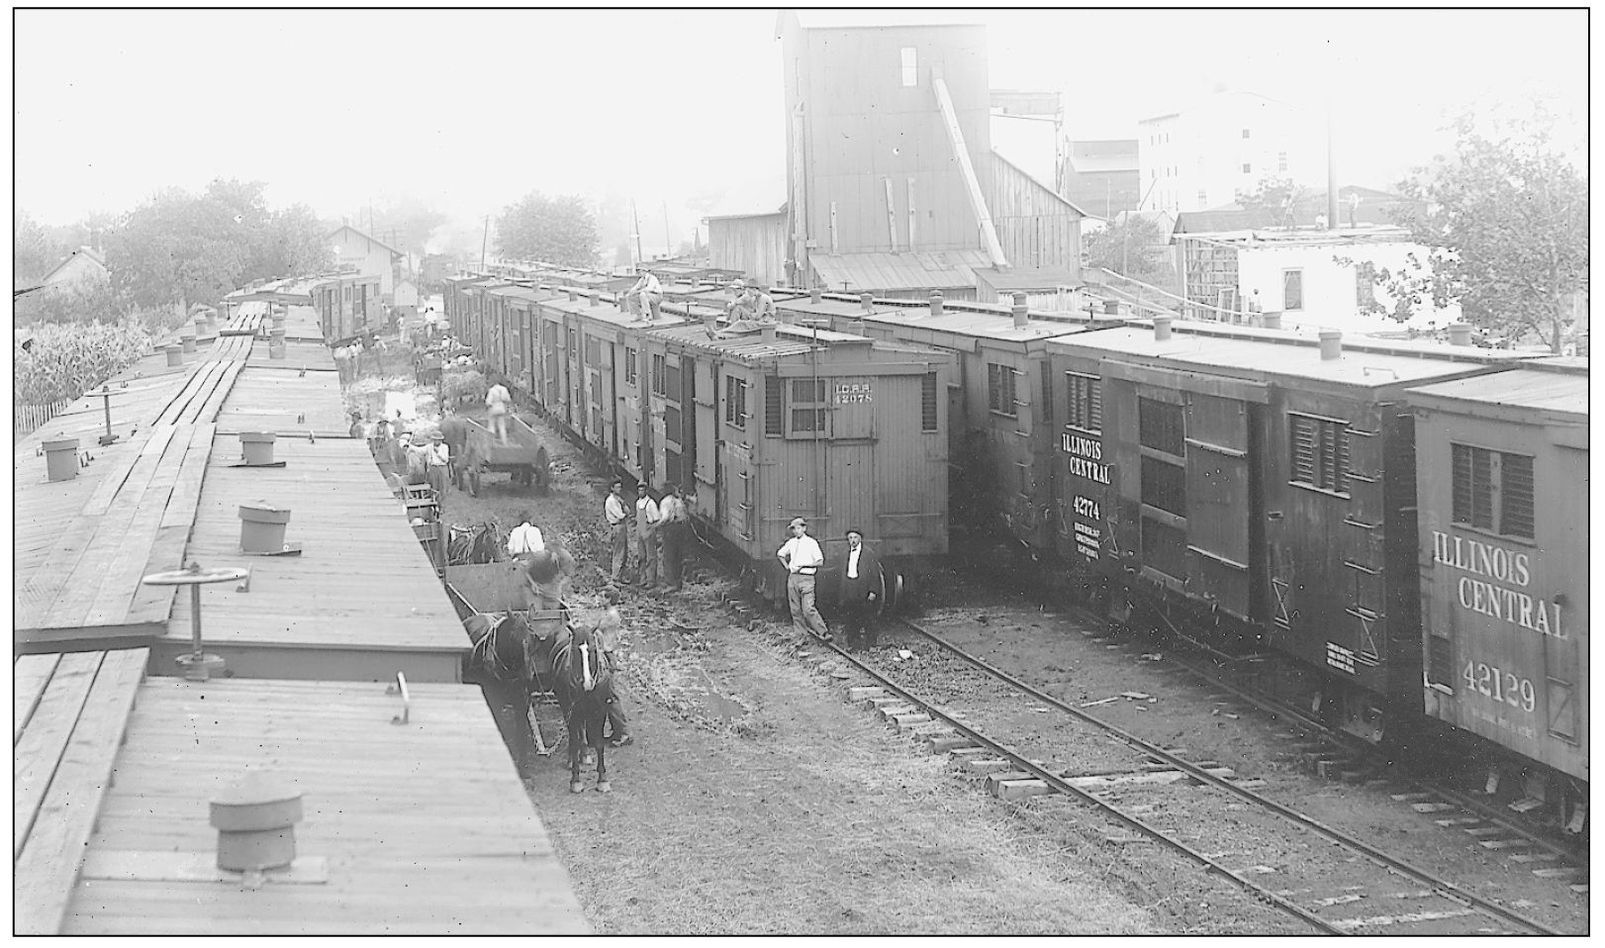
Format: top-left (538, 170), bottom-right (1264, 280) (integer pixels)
top-left (663, 201), bottom-right (672, 260)
top-left (631, 200), bottom-right (644, 265)
top-left (480, 216), bottom-right (489, 272)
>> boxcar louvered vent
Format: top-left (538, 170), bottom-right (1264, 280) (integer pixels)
top-left (921, 372), bottom-right (938, 432)
top-left (1499, 452), bottom-right (1534, 539)
top-left (1291, 414), bottom-right (1349, 493)
top-left (765, 376), bottom-right (783, 436)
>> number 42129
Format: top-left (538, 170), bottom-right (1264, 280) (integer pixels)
top-left (1462, 660), bottom-right (1535, 712)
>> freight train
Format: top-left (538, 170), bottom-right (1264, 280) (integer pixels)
top-left (443, 267), bottom-right (1587, 833)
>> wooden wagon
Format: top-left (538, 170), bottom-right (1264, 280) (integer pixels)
top-left (461, 415), bottom-right (550, 496)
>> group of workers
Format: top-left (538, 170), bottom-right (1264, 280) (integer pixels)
top-left (604, 479), bottom-right (693, 592)
top-left (621, 272), bottom-right (779, 340)
top-left (775, 517), bottom-right (884, 651)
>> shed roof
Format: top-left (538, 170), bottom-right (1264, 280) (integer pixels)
top-left (1048, 323), bottom-right (1523, 388)
top-left (327, 224), bottom-right (401, 256)
top-left (975, 265), bottom-right (1082, 291)
top-left (1404, 357), bottom-right (1588, 417)
top-left (809, 250), bottom-right (990, 293)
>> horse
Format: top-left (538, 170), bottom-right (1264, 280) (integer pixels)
top-left (462, 608), bottom-right (557, 774)
top-left (550, 621), bottom-right (614, 793)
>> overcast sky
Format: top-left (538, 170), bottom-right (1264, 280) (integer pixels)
top-left (13, 8), bottom-right (1588, 252)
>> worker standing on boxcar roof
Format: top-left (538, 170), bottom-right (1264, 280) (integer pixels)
top-left (634, 483), bottom-right (661, 588)
top-left (486, 377), bottom-right (513, 444)
top-left (837, 528), bottom-right (884, 650)
top-left (777, 517), bottom-right (831, 642)
top-left (604, 479), bottom-right (630, 584)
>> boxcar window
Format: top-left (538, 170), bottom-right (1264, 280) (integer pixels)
top-left (921, 372), bottom-right (939, 432)
top-left (1065, 372), bottom-right (1102, 433)
top-left (1283, 269), bottom-right (1304, 311)
top-left (1140, 456), bottom-right (1188, 516)
top-left (987, 363), bottom-right (1017, 416)
top-left (651, 354), bottom-right (667, 396)
top-left (789, 378), bottom-right (827, 434)
top-left (725, 376), bottom-right (747, 428)
top-left (1451, 443), bottom-right (1534, 539)
top-left (625, 347), bottom-right (638, 385)
top-left (1138, 397), bottom-right (1184, 456)
top-left (1290, 413), bottom-right (1349, 494)
top-left (765, 376), bottom-right (784, 436)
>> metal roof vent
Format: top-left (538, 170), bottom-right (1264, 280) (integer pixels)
top-left (589, 291), bottom-right (598, 308)
top-left (761, 323), bottom-right (777, 345)
top-left (929, 291), bottom-right (944, 316)
top-left (810, 286), bottom-right (823, 303)
top-left (1011, 292), bottom-right (1029, 329)
top-left (1320, 330), bottom-right (1343, 361)
top-left (211, 770), bottom-right (303, 872)
top-left (1448, 323), bottom-right (1472, 346)
top-left (1153, 316), bottom-right (1173, 341)
top-left (860, 292), bottom-right (875, 313)
top-left (566, 288), bottom-right (576, 302)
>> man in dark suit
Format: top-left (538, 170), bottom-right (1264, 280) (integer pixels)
top-left (837, 528), bottom-right (884, 650)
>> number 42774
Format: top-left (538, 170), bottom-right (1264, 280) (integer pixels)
top-left (1462, 660), bottom-right (1535, 712)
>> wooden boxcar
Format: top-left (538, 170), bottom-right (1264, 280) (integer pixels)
top-left (480, 283), bottom-right (555, 397)
top-left (1045, 320), bottom-right (1531, 741)
top-left (644, 320), bottom-right (954, 599)
top-left (310, 271), bottom-right (382, 343)
top-left (1403, 356), bottom-right (1587, 810)
top-left (779, 290), bottom-right (1106, 570)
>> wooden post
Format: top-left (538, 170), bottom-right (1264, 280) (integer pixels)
top-left (907, 178), bottom-right (917, 250)
top-left (883, 177), bottom-right (898, 252)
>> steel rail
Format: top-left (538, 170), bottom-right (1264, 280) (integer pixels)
top-left (805, 634), bottom-right (1343, 934)
top-left (886, 618), bottom-right (1562, 936)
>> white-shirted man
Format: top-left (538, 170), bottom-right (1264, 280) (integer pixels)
top-left (776, 516), bottom-right (831, 641)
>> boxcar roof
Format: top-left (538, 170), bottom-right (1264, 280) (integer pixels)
top-left (861, 306), bottom-right (1101, 343)
top-left (652, 322), bottom-right (875, 363)
top-left (1146, 318), bottom-right (1540, 366)
top-left (1049, 325), bottom-right (1514, 387)
top-left (545, 293), bottom-right (692, 330)
top-left (61, 677), bottom-right (590, 935)
top-left (483, 284), bottom-right (554, 304)
top-left (1404, 358), bottom-right (1588, 417)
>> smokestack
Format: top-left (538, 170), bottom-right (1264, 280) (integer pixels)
top-left (860, 293), bottom-right (874, 313)
top-left (1448, 323), bottom-right (1472, 347)
top-left (1153, 316), bottom-right (1173, 341)
top-left (589, 291), bottom-right (598, 308)
top-left (930, 291), bottom-right (944, 316)
top-left (1011, 292), bottom-right (1029, 329)
top-left (1320, 330), bottom-right (1342, 360)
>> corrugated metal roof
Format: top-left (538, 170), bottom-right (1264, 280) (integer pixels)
top-left (1049, 325), bottom-right (1515, 387)
top-left (810, 250), bottom-right (990, 293)
top-left (1404, 359), bottom-right (1588, 415)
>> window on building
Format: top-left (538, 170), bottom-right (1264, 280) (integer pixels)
top-left (1241, 162), bottom-right (1252, 174)
top-left (789, 378), bottom-right (827, 434)
top-left (1278, 151), bottom-right (1288, 173)
top-left (1137, 397), bottom-right (1184, 456)
top-left (725, 376), bottom-right (747, 428)
top-left (1242, 128), bottom-right (1251, 139)
top-left (625, 347), bottom-right (638, 385)
top-left (1064, 372), bottom-right (1102, 433)
top-left (921, 372), bottom-right (938, 432)
top-left (1290, 413), bottom-right (1350, 494)
top-left (900, 47), bottom-right (917, 86)
top-left (987, 363), bottom-right (1017, 416)
top-left (651, 353), bottom-right (666, 396)
top-left (1283, 269), bottom-right (1304, 311)
top-left (1196, 189), bottom-right (1208, 204)
top-left (764, 376), bottom-right (783, 436)
top-left (1451, 444), bottom-right (1534, 539)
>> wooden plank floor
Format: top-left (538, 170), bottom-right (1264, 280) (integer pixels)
top-left (59, 679), bottom-right (590, 935)
top-left (13, 649), bottom-right (148, 935)
top-left (215, 367), bottom-right (349, 436)
top-left (161, 433), bottom-right (466, 661)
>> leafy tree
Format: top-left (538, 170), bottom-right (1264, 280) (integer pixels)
top-left (496, 192), bottom-right (599, 267)
top-left (1083, 215), bottom-right (1170, 281)
top-left (369, 198), bottom-right (450, 256)
top-left (1376, 112), bottom-right (1587, 352)
top-left (14, 212), bottom-right (66, 285)
top-left (1235, 175), bottom-right (1306, 229)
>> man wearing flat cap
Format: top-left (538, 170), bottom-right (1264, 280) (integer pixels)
top-left (777, 516), bottom-right (831, 642)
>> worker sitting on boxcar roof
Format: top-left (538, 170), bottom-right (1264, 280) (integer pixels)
top-left (777, 517), bottom-right (832, 642)
top-left (628, 269), bottom-right (664, 322)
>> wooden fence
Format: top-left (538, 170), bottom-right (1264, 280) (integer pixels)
top-left (14, 400), bottom-right (68, 441)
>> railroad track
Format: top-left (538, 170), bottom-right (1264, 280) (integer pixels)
top-left (791, 618), bottom-right (1564, 936)
top-left (1079, 604), bottom-right (1591, 887)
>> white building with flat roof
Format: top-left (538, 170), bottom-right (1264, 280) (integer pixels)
top-left (1139, 90), bottom-right (1325, 215)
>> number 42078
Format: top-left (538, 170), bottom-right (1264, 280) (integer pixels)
top-left (1462, 660), bottom-right (1535, 712)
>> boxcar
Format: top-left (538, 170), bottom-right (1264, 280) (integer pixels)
top-left (778, 290), bottom-right (1107, 571)
top-left (646, 320), bottom-right (954, 600)
top-left (310, 271), bottom-right (383, 343)
top-left (1404, 356), bottom-right (1587, 819)
top-left (1045, 319), bottom-right (1532, 741)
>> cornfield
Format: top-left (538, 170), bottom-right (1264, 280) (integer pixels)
top-left (14, 322), bottom-right (154, 421)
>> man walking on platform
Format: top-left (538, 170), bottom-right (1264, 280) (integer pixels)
top-left (604, 479), bottom-right (629, 583)
top-left (776, 517), bottom-right (830, 641)
top-left (657, 484), bottom-right (690, 591)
